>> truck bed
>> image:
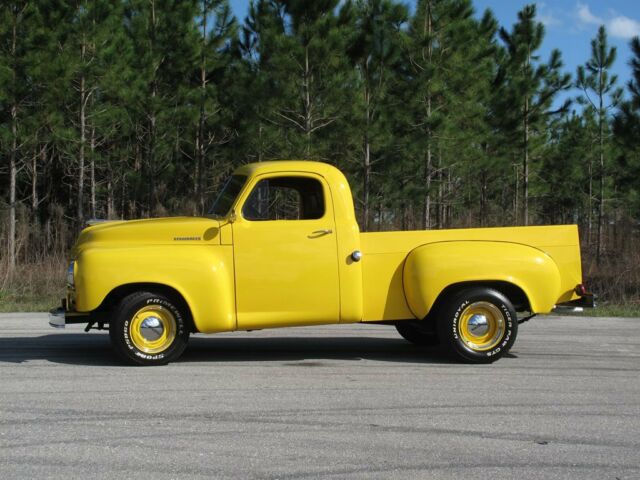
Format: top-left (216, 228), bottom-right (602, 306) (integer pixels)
top-left (359, 225), bottom-right (582, 322)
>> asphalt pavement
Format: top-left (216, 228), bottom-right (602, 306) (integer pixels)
top-left (0, 313), bottom-right (639, 479)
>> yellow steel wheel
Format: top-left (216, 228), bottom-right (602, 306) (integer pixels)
top-left (128, 305), bottom-right (177, 354)
top-left (457, 301), bottom-right (506, 352)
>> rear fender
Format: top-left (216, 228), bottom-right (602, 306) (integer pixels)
top-left (403, 241), bottom-right (561, 318)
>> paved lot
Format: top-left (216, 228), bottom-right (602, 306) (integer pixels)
top-left (0, 314), bottom-right (639, 479)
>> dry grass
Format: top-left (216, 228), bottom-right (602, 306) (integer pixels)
top-left (1, 211), bottom-right (639, 315)
top-left (2, 250), bottom-right (639, 316)
top-left (581, 224), bottom-right (640, 311)
top-left (0, 257), bottom-right (66, 312)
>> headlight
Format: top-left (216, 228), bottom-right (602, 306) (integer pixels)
top-left (67, 261), bottom-right (75, 287)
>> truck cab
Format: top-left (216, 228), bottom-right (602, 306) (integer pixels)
top-left (221, 162), bottom-right (363, 329)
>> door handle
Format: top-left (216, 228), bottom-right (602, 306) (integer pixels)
top-left (308, 229), bottom-right (333, 238)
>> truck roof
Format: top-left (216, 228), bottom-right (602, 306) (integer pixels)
top-left (234, 160), bottom-right (357, 222)
top-left (234, 160), bottom-right (341, 178)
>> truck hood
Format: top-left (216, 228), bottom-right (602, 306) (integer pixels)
top-left (72, 217), bottom-right (221, 255)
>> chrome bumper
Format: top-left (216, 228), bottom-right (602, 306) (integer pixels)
top-left (49, 308), bottom-right (66, 328)
top-left (554, 289), bottom-right (596, 313)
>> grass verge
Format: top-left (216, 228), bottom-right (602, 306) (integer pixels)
top-left (558, 303), bottom-right (640, 318)
top-left (0, 292), bottom-right (62, 313)
top-left (1, 258), bottom-right (66, 313)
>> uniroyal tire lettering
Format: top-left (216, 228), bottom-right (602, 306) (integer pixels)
top-left (438, 288), bottom-right (518, 363)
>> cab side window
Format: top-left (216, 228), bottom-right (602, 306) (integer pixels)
top-left (243, 176), bottom-right (325, 221)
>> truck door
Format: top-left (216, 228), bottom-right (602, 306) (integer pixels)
top-left (232, 173), bottom-right (340, 330)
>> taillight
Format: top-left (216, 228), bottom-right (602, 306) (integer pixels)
top-left (575, 284), bottom-right (588, 296)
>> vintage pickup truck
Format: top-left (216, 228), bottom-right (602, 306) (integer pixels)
top-left (50, 161), bottom-right (593, 365)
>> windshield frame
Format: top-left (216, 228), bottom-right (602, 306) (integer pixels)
top-left (207, 174), bottom-right (247, 219)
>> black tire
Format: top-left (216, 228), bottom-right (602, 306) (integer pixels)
top-left (109, 291), bottom-right (190, 366)
top-left (395, 321), bottom-right (440, 346)
top-left (437, 287), bottom-right (517, 363)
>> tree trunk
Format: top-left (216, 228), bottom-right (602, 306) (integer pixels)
top-left (78, 39), bottom-right (87, 227)
top-left (195, 0), bottom-right (208, 213)
top-left (523, 94), bottom-right (529, 226)
top-left (147, 0), bottom-right (158, 217)
top-left (596, 70), bottom-right (605, 263)
top-left (363, 138), bottom-right (370, 231)
top-left (303, 44), bottom-right (312, 158)
top-left (422, 150), bottom-right (432, 230)
top-left (362, 78), bottom-right (371, 231)
top-left (437, 148), bottom-right (444, 228)
top-left (32, 145), bottom-right (41, 214)
top-left (513, 162), bottom-right (519, 224)
top-left (9, 107), bottom-right (17, 274)
top-left (258, 122), bottom-right (263, 162)
top-left (7, 14), bottom-right (18, 274)
top-left (480, 169), bottom-right (487, 227)
top-left (446, 167), bottom-right (452, 228)
top-left (90, 126), bottom-right (96, 218)
top-left (107, 178), bottom-right (114, 220)
top-left (587, 153), bottom-right (592, 245)
top-left (421, 1), bottom-right (433, 231)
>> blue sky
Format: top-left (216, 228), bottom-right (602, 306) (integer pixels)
top-left (228, 1), bottom-right (640, 106)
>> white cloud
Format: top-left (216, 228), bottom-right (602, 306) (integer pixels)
top-left (608, 16), bottom-right (640, 39)
top-left (540, 13), bottom-right (562, 28)
top-left (576, 3), bottom-right (640, 39)
top-left (577, 3), bottom-right (601, 25)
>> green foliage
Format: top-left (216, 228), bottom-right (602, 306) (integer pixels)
top-left (613, 36), bottom-right (640, 216)
top-left (0, 0), bottom-right (639, 256)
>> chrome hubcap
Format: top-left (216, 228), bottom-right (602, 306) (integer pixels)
top-left (467, 314), bottom-right (489, 337)
top-left (139, 316), bottom-right (164, 342)
top-left (458, 301), bottom-right (506, 352)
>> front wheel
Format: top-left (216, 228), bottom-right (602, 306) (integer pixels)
top-left (109, 291), bottom-right (190, 366)
top-left (437, 287), bottom-right (517, 363)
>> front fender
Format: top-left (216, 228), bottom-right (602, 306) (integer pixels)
top-left (403, 241), bottom-right (562, 318)
top-left (74, 245), bottom-right (235, 333)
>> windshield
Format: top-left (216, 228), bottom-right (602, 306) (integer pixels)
top-left (208, 174), bottom-right (247, 217)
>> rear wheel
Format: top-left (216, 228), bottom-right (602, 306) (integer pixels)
top-left (437, 287), bottom-right (517, 363)
top-left (395, 321), bottom-right (439, 346)
top-left (109, 291), bottom-right (190, 366)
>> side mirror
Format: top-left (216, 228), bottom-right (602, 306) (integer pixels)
top-left (229, 208), bottom-right (237, 223)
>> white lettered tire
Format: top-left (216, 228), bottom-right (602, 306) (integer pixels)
top-left (109, 291), bottom-right (190, 366)
top-left (437, 287), bottom-right (518, 363)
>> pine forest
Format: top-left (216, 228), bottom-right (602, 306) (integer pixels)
top-left (1, 0), bottom-right (640, 311)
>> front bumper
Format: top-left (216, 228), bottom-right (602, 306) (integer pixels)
top-left (48, 300), bottom-right (92, 329)
top-left (49, 307), bottom-right (66, 328)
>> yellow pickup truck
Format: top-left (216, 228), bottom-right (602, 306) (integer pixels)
top-left (50, 161), bottom-right (593, 365)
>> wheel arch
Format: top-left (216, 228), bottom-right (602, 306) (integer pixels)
top-left (431, 280), bottom-right (531, 314)
top-left (97, 283), bottom-right (196, 332)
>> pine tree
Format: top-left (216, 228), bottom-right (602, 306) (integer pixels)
top-left (347, 0), bottom-right (407, 230)
top-left (254, 0), bottom-right (354, 159)
top-left (123, 0), bottom-right (200, 216)
top-left (432, 8), bottom-right (498, 228)
top-left (0, 1), bottom-right (34, 274)
top-left (403, 0), bottom-right (497, 230)
top-left (187, 0), bottom-right (236, 213)
top-left (613, 36), bottom-right (640, 225)
top-left (576, 25), bottom-right (622, 261)
top-left (538, 112), bottom-right (589, 224)
top-left (495, 4), bottom-right (571, 225)
top-left (234, 0), bottom-right (288, 164)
